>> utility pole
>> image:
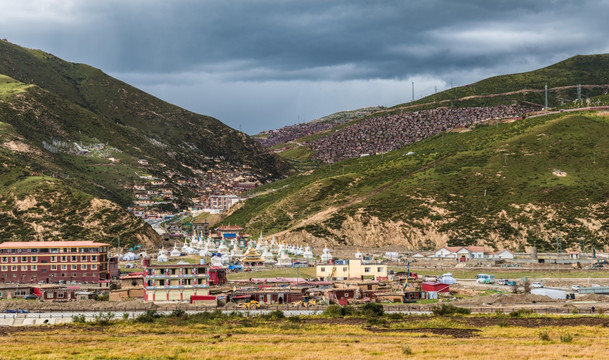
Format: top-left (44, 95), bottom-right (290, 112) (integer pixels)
top-left (412, 82), bottom-right (414, 102)
top-left (545, 84), bottom-right (549, 109)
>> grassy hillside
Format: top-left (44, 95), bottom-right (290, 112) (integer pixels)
top-left (400, 54), bottom-right (609, 109)
top-left (0, 122), bottom-right (158, 247)
top-left (0, 41), bottom-right (290, 199)
top-left (268, 54), bottom-right (609, 168)
top-left (225, 110), bottom-right (609, 251)
top-left (0, 40), bottom-right (289, 246)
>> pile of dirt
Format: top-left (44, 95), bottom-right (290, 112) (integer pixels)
top-left (577, 294), bottom-right (609, 302)
top-left (455, 293), bottom-right (558, 306)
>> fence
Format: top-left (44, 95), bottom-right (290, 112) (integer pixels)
top-left (1, 304), bottom-right (600, 318)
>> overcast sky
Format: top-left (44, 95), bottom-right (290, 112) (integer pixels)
top-left (2, 0), bottom-right (609, 134)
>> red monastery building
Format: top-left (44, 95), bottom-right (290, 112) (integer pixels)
top-left (0, 241), bottom-right (110, 284)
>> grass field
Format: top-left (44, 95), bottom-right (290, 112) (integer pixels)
top-left (2, 312), bottom-right (609, 359)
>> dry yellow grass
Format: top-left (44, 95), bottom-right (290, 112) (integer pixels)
top-left (0, 320), bottom-right (607, 359)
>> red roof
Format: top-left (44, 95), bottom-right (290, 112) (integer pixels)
top-left (0, 241), bottom-right (109, 249)
top-left (216, 225), bottom-right (243, 231)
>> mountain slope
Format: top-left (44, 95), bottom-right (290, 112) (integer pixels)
top-left (0, 40), bottom-right (290, 246)
top-left (266, 54), bottom-right (609, 167)
top-left (225, 110), bottom-right (609, 252)
top-left (0, 40), bottom-right (290, 203)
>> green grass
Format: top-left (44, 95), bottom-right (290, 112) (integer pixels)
top-left (0, 74), bottom-right (32, 99)
top-left (225, 111), bottom-right (609, 250)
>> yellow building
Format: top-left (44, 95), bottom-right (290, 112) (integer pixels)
top-left (142, 258), bottom-right (209, 301)
top-left (316, 259), bottom-right (387, 280)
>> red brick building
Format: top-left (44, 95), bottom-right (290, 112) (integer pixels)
top-left (0, 241), bottom-right (110, 284)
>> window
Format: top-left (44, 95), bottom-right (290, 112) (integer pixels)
top-left (11, 257), bottom-right (16, 263)
top-left (31, 249), bottom-right (38, 254)
top-left (51, 256), bottom-right (57, 262)
top-left (364, 267), bottom-right (371, 273)
top-left (91, 264), bottom-right (97, 270)
top-left (61, 265), bottom-right (67, 270)
top-left (71, 256), bottom-right (76, 262)
top-left (81, 256), bottom-right (87, 262)
top-left (40, 248), bottom-right (49, 253)
top-left (31, 265), bottom-right (37, 271)
top-left (343, 267), bottom-right (348, 272)
top-left (57, 293), bottom-right (64, 298)
top-left (377, 267), bottom-right (383, 273)
top-left (21, 257), bottom-right (27, 262)
top-left (61, 256), bottom-right (67, 262)
top-left (11, 266), bottom-right (17, 271)
top-left (31, 256), bottom-right (37, 262)
top-left (81, 264), bottom-right (87, 270)
top-left (50, 248), bottom-right (59, 253)
top-left (1, 266), bottom-right (6, 271)
top-left (51, 265), bottom-right (57, 270)
top-left (62, 248), bottom-right (68, 253)
top-left (320, 267), bottom-right (325, 272)
top-left (91, 255), bottom-right (97, 261)
top-left (21, 265), bottom-right (27, 271)
top-left (71, 265), bottom-right (77, 270)
top-left (1, 257), bottom-right (6, 263)
top-left (71, 248), bottom-right (77, 253)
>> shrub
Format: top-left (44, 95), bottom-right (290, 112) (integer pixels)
top-left (135, 310), bottom-right (161, 323)
top-left (431, 304), bottom-right (471, 316)
top-left (498, 321), bottom-right (508, 327)
top-left (93, 312), bottom-right (115, 326)
top-left (171, 309), bottom-right (186, 318)
top-left (571, 309), bottom-right (579, 315)
top-left (538, 329), bottom-right (551, 341)
top-left (72, 314), bottom-right (86, 323)
top-left (122, 313), bottom-right (130, 320)
top-left (261, 310), bottom-right (285, 321)
top-left (560, 333), bottom-right (573, 343)
top-left (287, 315), bottom-right (303, 323)
top-left (509, 309), bottom-right (534, 318)
top-left (402, 346), bottom-right (413, 356)
top-left (360, 303), bottom-right (384, 317)
top-left (322, 305), bottom-right (359, 318)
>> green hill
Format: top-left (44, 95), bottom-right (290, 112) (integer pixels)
top-left (268, 54), bottom-right (609, 168)
top-left (224, 110), bottom-right (609, 251)
top-left (0, 41), bottom-right (290, 247)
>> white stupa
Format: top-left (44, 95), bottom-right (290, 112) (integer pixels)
top-left (232, 243), bottom-right (242, 256)
top-left (218, 242), bottom-right (229, 254)
top-left (210, 255), bottom-right (223, 267)
top-left (262, 248), bottom-right (275, 263)
top-left (157, 251), bottom-right (168, 263)
top-left (170, 244), bottom-right (182, 257)
top-left (221, 253), bottom-right (231, 264)
top-left (303, 246), bottom-right (313, 260)
top-left (277, 249), bottom-right (292, 267)
top-left (320, 247), bottom-right (333, 263)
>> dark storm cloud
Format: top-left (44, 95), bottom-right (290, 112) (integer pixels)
top-left (2, 0), bottom-right (609, 133)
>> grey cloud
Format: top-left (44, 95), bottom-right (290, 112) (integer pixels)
top-left (1, 0), bottom-right (609, 133)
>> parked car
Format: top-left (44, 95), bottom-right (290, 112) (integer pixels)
top-left (571, 285), bottom-right (581, 291)
top-left (24, 294), bottom-right (38, 300)
top-left (497, 279), bottom-right (508, 286)
top-left (439, 273), bottom-right (457, 285)
top-left (531, 282), bottom-right (544, 288)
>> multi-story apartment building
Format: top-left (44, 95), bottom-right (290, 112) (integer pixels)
top-left (0, 241), bottom-right (110, 284)
top-left (142, 258), bottom-right (209, 301)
